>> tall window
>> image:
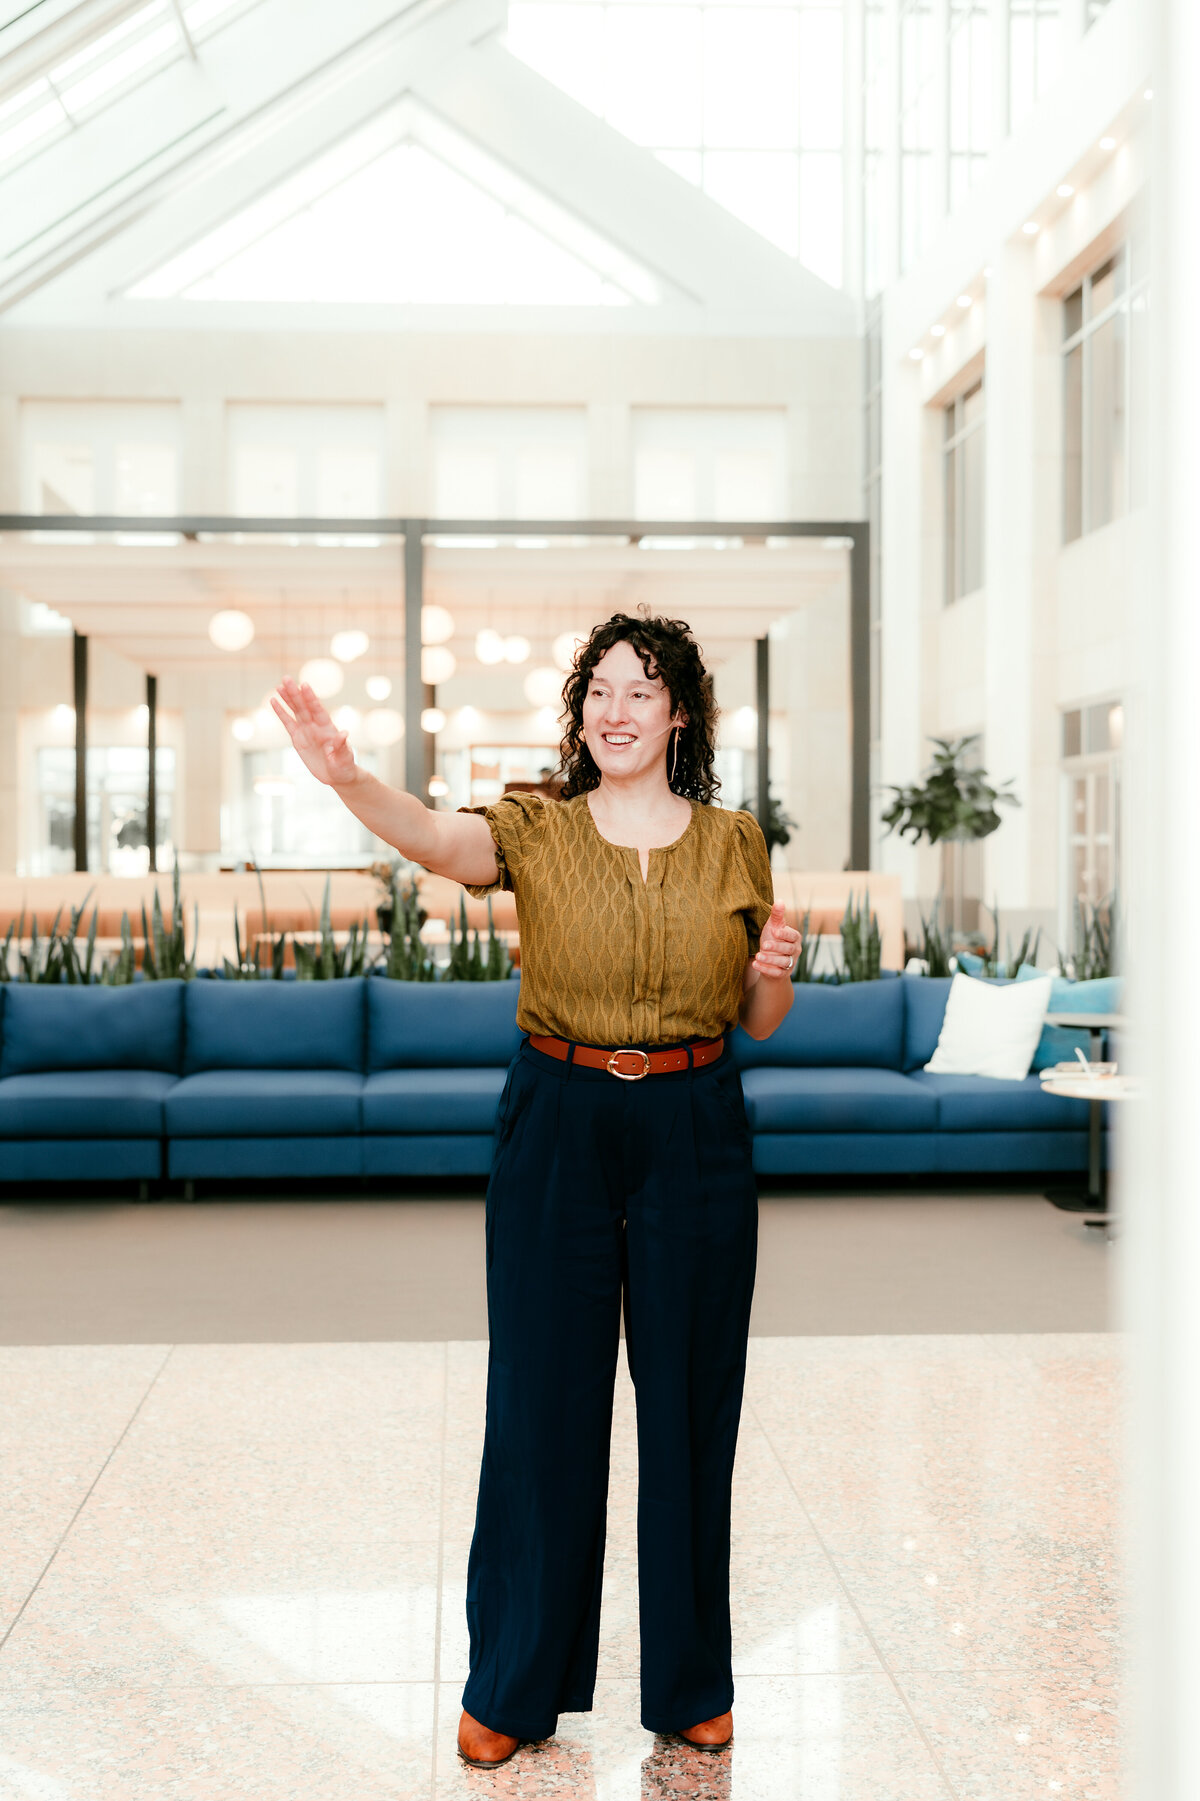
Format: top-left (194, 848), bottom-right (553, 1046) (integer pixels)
top-left (631, 410), bottom-right (787, 520)
top-left (506, 0), bottom-right (845, 287)
top-left (944, 379), bottom-right (985, 603)
top-left (1063, 243), bottom-right (1148, 543)
top-left (1062, 701), bottom-right (1122, 922)
top-left (20, 402), bottom-right (180, 519)
top-left (34, 747), bottom-right (176, 877)
top-left (948, 0), bottom-right (991, 212)
top-left (1009, 0), bottom-right (1060, 131)
top-left (899, 0), bottom-right (936, 272)
top-left (231, 749), bottom-right (380, 867)
top-left (430, 408), bottom-right (588, 519)
top-left (862, 0), bottom-right (888, 297)
top-left (225, 405), bottom-right (385, 520)
top-left (864, 306), bottom-right (883, 771)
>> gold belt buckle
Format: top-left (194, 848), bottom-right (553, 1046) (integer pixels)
top-left (606, 1047), bottom-right (651, 1081)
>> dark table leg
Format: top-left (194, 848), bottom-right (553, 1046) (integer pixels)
top-left (1045, 1028), bottom-right (1108, 1215)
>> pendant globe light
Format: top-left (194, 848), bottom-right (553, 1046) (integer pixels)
top-left (298, 657), bottom-right (344, 698)
top-left (331, 628), bottom-right (369, 663)
top-left (209, 609), bottom-right (255, 652)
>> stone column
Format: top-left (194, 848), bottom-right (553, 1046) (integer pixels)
top-left (1127, 4), bottom-right (1200, 1796)
top-left (877, 347), bottom-right (924, 903)
top-left (981, 239), bottom-right (1036, 911)
top-left (179, 706), bottom-right (224, 865)
top-left (0, 593), bottom-right (22, 872)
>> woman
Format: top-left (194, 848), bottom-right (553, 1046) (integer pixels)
top-left (272, 612), bottom-right (800, 1767)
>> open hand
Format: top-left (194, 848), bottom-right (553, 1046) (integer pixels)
top-left (270, 677), bottom-right (358, 788)
top-left (751, 900), bottom-right (801, 980)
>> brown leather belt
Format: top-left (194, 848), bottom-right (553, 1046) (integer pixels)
top-left (527, 1033), bottom-right (725, 1081)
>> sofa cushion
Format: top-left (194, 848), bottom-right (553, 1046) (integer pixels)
top-left (167, 1137), bottom-right (363, 1179)
top-left (165, 1070), bottom-right (363, 1137)
top-left (902, 975), bottom-right (953, 1071)
top-left (367, 979), bottom-right (521, 1071)
top-left (732, 978), bottom-right (905, 1071)
top-left (362, 1069), bottom-right (508, 1134)
top-left (0, 1070), bottom-right (176, 1138)
top-left (739, 1067), bottom-right (938, 1133)
top-left (184, 978), bottom-right (366, 1074)
top-left (908, 1071), bottom-right (1091, 1131)
top-left (0, 981), bottom-right (184, 1077)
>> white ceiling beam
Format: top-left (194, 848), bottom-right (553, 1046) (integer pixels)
top-left (0, 0), bottom-right (502, 308)
top-left (411, 38), bottom-right (857, 333)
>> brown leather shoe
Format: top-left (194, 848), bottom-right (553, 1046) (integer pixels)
top-left (674, 1710), bottom-right (734, 1751)
top-left (456, 1709), bottom-right (522, 1769)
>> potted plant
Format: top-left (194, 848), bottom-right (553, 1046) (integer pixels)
top-left (882, 736), bottom-right (1019, 936)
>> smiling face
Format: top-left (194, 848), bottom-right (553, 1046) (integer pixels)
top-left (581, 638), bottom-right (687, 783)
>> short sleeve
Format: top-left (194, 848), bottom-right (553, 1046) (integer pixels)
top-left (456, 792), bottom-right (548, 897)
top-left (733, 810), bottom-right (775, 955)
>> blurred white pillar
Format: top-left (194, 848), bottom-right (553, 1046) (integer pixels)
top-left (877, 350), bottom-right (922, 899)
top-left (0, 593), bottom-right (21, 872)
top-left (1127, 4), bottom-right (1200, 1797)
top-left (982, 239), bottom-right (1035, 908)
top-left (931, 0), bottom-right (950, 225)
top-left (989, 0), bottom-right (1011, 147)
top-left (180, 706), bottom-right (224, 861)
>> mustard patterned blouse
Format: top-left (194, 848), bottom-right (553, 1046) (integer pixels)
top-left (459, 791), bottom-right (776, 1046)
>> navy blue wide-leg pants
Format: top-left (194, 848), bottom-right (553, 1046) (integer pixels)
top-left (461, 1037), bottom-right (759, 1742)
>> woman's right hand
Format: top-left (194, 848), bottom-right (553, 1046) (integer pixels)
top-left (270, 678), bottom-right (359, 788)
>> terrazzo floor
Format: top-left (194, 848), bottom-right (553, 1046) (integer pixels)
top-left (0, 1333), bottom-right (1122, 1800)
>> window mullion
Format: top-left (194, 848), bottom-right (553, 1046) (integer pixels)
top-left (1081, 297), bottom-right (1092, 535)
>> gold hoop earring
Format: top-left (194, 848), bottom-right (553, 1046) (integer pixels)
top-left (670, 728), bottom-right (680, 785)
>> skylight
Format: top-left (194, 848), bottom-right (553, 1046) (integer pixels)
top-left (0, 0), bottom-right (260, 176)
top-left (505, 0), bottom-right (845, 287)
top-left (127, 103), bottom-right (663, 307)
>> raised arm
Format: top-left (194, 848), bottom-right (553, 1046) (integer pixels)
top-left (270, 677), bottom-right (501, 888)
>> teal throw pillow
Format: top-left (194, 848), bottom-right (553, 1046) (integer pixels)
top-left (1015, 968), bottom-right (1123, 1070)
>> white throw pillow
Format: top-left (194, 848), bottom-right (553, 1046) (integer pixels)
top-left (925, 972), bottom-right (1053, 1081)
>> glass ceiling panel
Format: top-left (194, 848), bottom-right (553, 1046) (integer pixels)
top-left (505, 0), bottom-right (845, 285)
top-left (0, 0), bottom-right (262, 178)
top-left (128, 107), bottom-right (663, 307)
top-left (0, 0), bottom-right (87, 36)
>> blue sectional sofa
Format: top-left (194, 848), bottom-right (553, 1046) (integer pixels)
top-left (0, 974), bottom-right (1101, 1186)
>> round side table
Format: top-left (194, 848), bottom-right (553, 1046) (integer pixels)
top-left (1041, 1012), bottom-right (1127, 1215)
top-left (1039, 1072), bottom-right (1139, 1228)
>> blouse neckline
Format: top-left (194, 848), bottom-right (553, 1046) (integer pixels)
top-left (582, 792), bottom-right (698, 873)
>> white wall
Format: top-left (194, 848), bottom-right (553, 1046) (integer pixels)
top-left (876, 3), bottom-right (1151, 944)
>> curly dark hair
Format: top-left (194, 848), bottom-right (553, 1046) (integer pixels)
top-left (556, 611), bottom-right (720, 804)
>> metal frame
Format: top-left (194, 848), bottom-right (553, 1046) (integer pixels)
top-left (146, 671), bottom-right (159, 874)
top-left (1, 513), bottom-right (871, 869)
top-left (71, 629), bottom-right (88, 873)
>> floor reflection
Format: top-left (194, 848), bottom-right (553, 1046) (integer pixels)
top-left (640, 1737), bottom-right (732, 1800)
top-left (0, 1335), bottom-right (1121, 1801)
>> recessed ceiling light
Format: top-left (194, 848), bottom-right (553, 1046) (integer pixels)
top-left (931, 323), bottom-right (946, 338)
top-left (1056, 183), bottom-right (1074, 198)
top-left (956, 294), bottom-right (972, 308)
top-left (1099, 135), bottom-right (1117, 151)
top-left (1022, 220), bottom-right (1040, 235)
top-left (908, 347), bottom-right (924, 361)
